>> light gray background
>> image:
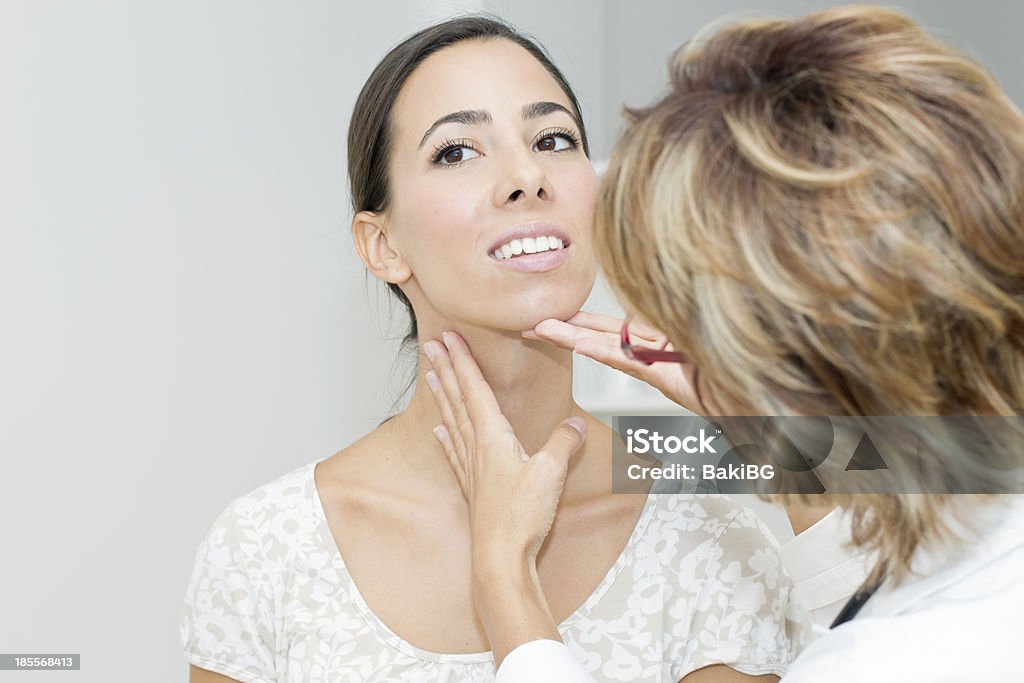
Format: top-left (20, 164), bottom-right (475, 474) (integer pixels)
top-left (2, 1), bottom-right (1020, 680)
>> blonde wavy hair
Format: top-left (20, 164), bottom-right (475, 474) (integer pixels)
top-left (596, 5), bottom-right (1024, 584)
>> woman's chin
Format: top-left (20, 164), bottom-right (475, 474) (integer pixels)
top-left (504, 297), bottom-right (591, 332)
top-left (472, 265), bottom-right (597, 332)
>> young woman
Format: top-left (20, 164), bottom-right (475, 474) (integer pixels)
top-left (180, 17), bottom-right (798, 683)
top-left (421, 5), bottom-right (1024, 682)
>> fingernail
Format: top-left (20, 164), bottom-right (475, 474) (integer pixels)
top-left (521, 330), bottom-right (539, 340)
top-left (432, 425), bottom-right (448, 443)
top-left (566, 417), bottom-right (587, 435)
top-left (423, 343), bottom-right (437, 363)
top-left (425, 371), bottom-right (440, 392)
top-left (441, 331), bottom-right (453, 348)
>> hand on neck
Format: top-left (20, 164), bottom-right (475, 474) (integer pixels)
top-left (385, 320), bottom-right (587, 486)
top-left (416, 320), bottom-right (579, 447)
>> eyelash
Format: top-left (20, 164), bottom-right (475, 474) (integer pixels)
top-left (538, 127), bottom-right (583, 152)
top-left (429, 127), bottom-right (582, 168)
top-left (430, 137), bottom-right (475, 167)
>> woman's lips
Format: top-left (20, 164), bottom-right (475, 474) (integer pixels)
top-left (490, 244), bottom-right (570, 272)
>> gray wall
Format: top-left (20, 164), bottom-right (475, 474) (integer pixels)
top-left (1, 1), bottom-right (1018, 680)
top-left (598, 0), bottom-right (1023, 157)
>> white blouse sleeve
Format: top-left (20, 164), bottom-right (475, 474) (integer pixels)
top-left (675, 506), bottom-right (794, 679)
top-left (495, 639), bottom-right (595, 683)
top-left (180, 502), bottom-right (278, 683)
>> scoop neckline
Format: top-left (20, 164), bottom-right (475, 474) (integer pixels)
top-left (305, 457), bottom-right (668, 664)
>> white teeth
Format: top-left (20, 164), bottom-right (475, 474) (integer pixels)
top-left (491, 235), bottom-right (567, 260)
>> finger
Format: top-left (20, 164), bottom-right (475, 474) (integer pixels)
top-left (442, 331), bottom-right (508, 434)
top-left (530, 318), bottom-right (606, 349)
top-left (531, 417), bottom-right (588, 475)
top-left (564, 311), bottom-right (662, 342)
top-left (530, 319), bottom-right (652, 378)
top-left (562, 310), bottom-right (622, 333)
top-left (425, 340), bottom-right (476, 448)
top-left (565, 310), bottom-right (665, 342)
top-left (574, 335), bottom-right (695, 399)
top-left (530, 315), bottom-right (663, 352)
top-left (432, 424), bottom-right (469, 497)
top-left (425, 369), bottom-right (468, 461)
top-left (625, 319), bottom-right (665, 342)
top-left (566, 332), bottom-right (656, 378)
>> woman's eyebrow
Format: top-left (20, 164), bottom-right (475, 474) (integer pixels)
top-left (418, 109), bottom-right (491, 149)
top-left (521, 101), bottom-right (580, 130)
top-left (417, 101), bottom-right (579, 150)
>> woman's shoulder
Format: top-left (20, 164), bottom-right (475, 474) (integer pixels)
top-left (641, 491), bottom-right (783, 565)
top-left (221, 460), bottom-right (318, 520)
top-left (215, 424), bottom-right (392, 528)
top-left (194, 460), bottom-right (321, 564)
top-left (181, 464), bottom-right (322, 677)
top-left (653, 490), bottom-right (773, 533)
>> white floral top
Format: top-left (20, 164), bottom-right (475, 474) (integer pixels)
top-left (180, 459), bottom-right (799, 682)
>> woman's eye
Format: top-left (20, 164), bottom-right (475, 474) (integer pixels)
top-left (535, 135), bottom-right (573, 152)
top-left (436, 145), bottom-right (480, 165)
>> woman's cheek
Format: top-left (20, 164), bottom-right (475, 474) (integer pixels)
top-left (566, 166), bottom-right (598, 228)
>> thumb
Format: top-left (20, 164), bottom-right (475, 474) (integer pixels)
top-left (534, 417), bottom-right (587, 469)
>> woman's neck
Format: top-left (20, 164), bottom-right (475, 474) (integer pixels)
top-left (386, 323), bottom-right (586, 493)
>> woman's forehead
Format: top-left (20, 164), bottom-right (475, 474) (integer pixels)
top-left (391, 39), bottom-right (575, 142)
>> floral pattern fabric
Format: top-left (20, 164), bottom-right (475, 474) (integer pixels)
top-left (181, 459), bottom-right (800, 682)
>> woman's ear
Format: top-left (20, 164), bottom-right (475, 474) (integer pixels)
top-left (352, 210), bottom-right (412, 284)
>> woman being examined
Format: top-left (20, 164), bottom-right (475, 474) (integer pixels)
top-left (180, 17), bottom-right (798, 683)
top-left (423, 6), bottom-right (1024, 682)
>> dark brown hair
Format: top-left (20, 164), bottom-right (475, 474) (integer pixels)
top-left (348, 15), bottom-right (590, 358)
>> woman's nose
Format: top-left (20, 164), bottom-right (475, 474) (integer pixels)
top-left (493, 149), bottom-right (551, 207)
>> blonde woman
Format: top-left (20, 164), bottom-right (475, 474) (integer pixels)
top-left (423, 5), bottom-right (1024, 682)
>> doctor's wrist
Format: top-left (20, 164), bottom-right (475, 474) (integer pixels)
top-left (471, 555), bottom-right (559, 666)
top-left (472, 547), bottom-right (536, 589)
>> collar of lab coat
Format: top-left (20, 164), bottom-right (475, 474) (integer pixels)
top-left (859, 496), bottom-right (1024, 618)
